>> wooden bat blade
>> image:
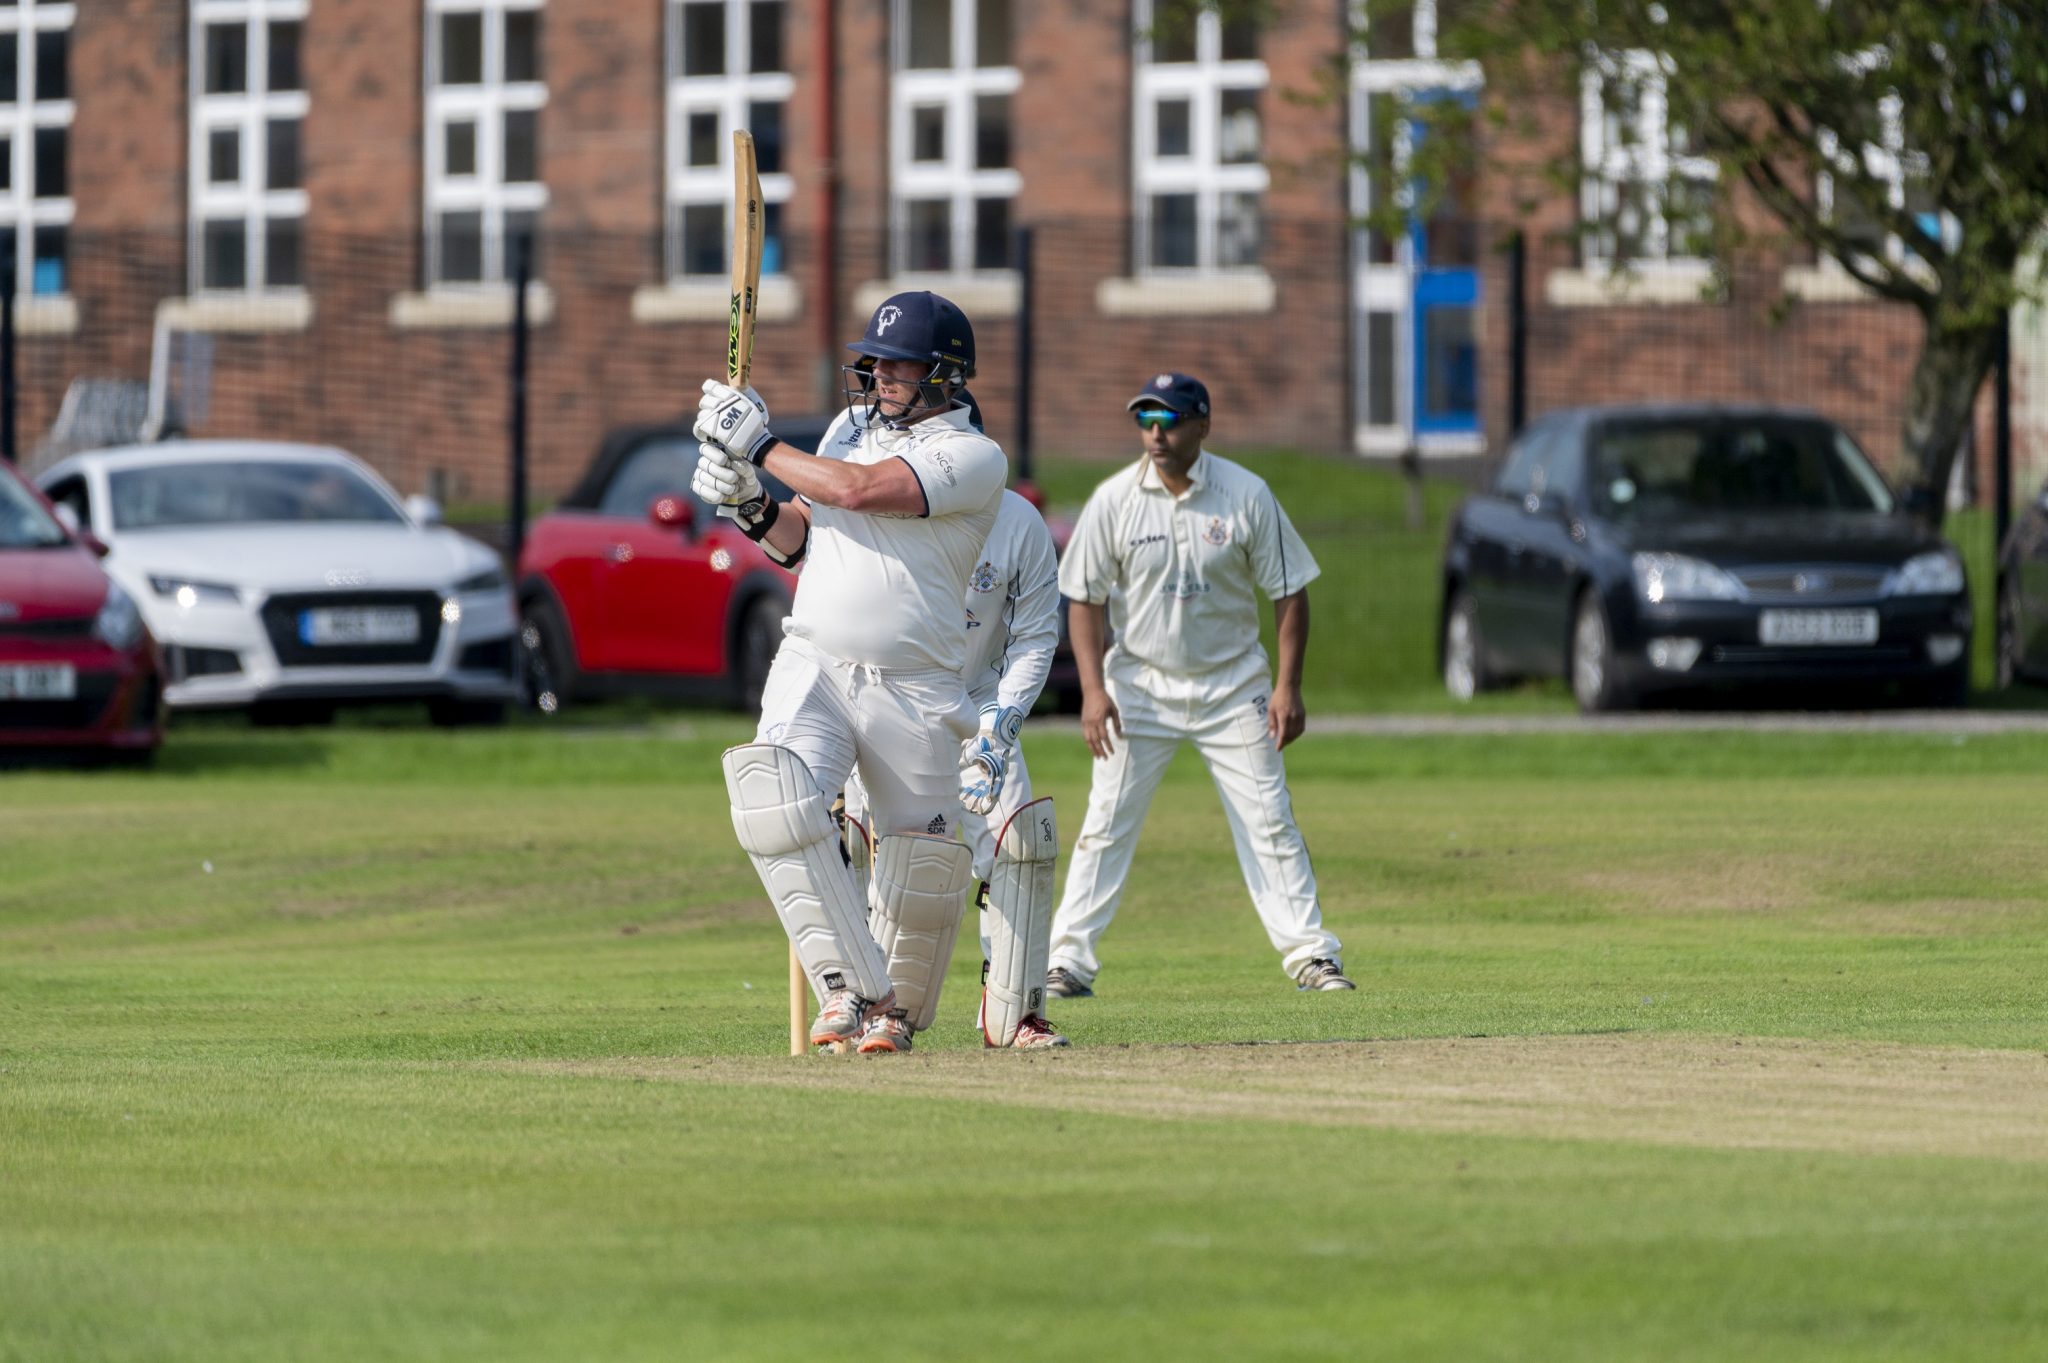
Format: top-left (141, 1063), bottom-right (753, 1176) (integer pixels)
top-left (728, 129), bottom-right (762, 387)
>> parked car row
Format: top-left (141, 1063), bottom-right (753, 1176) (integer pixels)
top-left (18, 398), bottom-right (2048, 757)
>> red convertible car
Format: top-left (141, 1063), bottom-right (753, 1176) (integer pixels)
top-left (515, 422), bottom-right (802, 713)
top-left (0, 459), bottom-right (163, 760)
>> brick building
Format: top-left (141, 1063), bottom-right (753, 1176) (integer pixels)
top-left (3, 0), bottom-right (2031, 505)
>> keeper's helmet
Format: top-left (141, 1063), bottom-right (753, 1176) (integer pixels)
top-left (843, 291), bottom-right (976, 425)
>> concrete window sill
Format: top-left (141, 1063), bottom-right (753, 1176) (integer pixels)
top-left (1095, 271), bottom-right (1277, 317)
top-left (631, 275), bottom-right (802, 324)
top-left (9, 295), bottom-right (79, 335)
top-left (158, 293), bottom-right (314, 333)
top-left (851, 274), bottom-right (1019, 319)
top-left (1545, 263), bottom-right (1720, 307)
top-left (1779, 264), bottom-right (1898, 303)
top-left (389, 282), bottom-right (555, 331)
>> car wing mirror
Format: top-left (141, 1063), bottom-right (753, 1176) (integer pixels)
top-left (405, 493), bottom-right (444, 526)
top-left (1522, 491), bottom-right (1568, 520)
top-left (648, 493), bottom-right (693, 537)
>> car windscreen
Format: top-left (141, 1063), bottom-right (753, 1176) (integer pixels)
top-left (1587, 417), bottom-right (1895, 522)
top-left (109, 461), bottom-right (407, 530)
top-left (0, 472), bottom-right (68, 548)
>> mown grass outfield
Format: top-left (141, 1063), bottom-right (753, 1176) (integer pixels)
top-left (5, 720), bottom-right (2048, 1361)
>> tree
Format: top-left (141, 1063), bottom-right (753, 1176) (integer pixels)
top-left (1381, 0), bottom-right (2047, 525)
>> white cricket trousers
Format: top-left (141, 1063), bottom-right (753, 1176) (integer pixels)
top-left (844, 686), bottom-right (1031, 882)
top-left (1047, 671), bottom-right (1338, 983)
top-left (755, 634), bottom-right (978, 840)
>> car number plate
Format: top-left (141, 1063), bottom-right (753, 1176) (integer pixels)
top-left (1758, 609), bottom-right (1879, 646)
top-left (301, 606), bottom-right (420, 646)
top-left (0, 663), bottom-right (78, 699)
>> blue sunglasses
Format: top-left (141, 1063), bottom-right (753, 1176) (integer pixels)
top-left (1133, 408), bottom-right (1186, 430)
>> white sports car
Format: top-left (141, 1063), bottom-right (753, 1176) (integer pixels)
top-left (35, 440), bottom-right (518, 724)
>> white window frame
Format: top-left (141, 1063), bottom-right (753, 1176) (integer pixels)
top-left (190, 0), bottom-right (309, 296)
top-left (423, 0), bottom-right (547, 289)
top-left (889, 0), bottom-right (1022, 279)
top-left (1578, 50), bottom-right (1716, 269)
top-left (0, 1), bottom-right (75, 299)
top-left (1132, 0), bottom-right (1268, 276)
top-left (666, 0), bottom-right (794, 280)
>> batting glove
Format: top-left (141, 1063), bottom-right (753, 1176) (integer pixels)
top-left (692, 440), bottom-right (761, 508)
top-left (695, 380), bottom-right (777, 465)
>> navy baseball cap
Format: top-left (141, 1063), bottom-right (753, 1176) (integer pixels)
top-left (1126, 372), bottom-right (1210, 416)
top-left (848, 290), bottom-right (976, 373)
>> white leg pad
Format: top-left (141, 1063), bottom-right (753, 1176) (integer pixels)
top-left (868, 833), bottom-right (973, 1031)
top-left (983, 798), bottom-right (1057, 1047)
top-left (722, 744), bottom-right (891, 1002)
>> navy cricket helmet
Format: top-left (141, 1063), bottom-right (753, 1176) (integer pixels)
top-left (847, 291), bottom-right (976, 377)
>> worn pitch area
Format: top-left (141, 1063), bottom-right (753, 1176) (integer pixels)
top-left (506, 1034), bottom-right (2048, 1163)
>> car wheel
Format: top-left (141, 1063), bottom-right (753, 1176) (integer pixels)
top-left (1995, 577), bottom-right (2024, 691)
top-left (519, 598), bottom-right (573, 716)
top-left (1570, 591), bottom-right (1634, 713)
top-left (731, 593), bottom-right (787, 712)
top-left (1442, 589), bottom-right (1492, 701)
top-left (429, 698), bottom-right (508, 727)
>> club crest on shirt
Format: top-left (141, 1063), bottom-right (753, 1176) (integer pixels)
top-left (970, 560), bottom-right (999, 593)
top-left (1203, 516), bottom-right (1231, 546)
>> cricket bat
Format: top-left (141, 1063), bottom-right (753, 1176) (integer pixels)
top-left (728, 129), bottom-right (764, 390)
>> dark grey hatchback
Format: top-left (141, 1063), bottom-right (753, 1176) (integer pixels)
top-left (1440, 405), bottom-right (1973, 711)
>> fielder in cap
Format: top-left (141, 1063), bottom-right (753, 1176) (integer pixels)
top-left (1044, 373), bottom-right (1353, 997)
top-left (692, 290), bottom-right (1067, 1053)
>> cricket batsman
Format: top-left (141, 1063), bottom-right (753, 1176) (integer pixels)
top-left (1044, 373), bottom-right (1353, 997)
top-left (690, 291), bottom-right (1059, 1054)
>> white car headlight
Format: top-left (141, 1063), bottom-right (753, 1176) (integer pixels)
top-left (455, 566), bottom-right (508, 594)
top-left (1886, 550), bottom-right (1965, 597)
top-left (1632, 553), bottom-right (1744, 604)
top-left (148, 574), bottom-right (240, 608)
top-left (93, 581), bottom-right (146, 651)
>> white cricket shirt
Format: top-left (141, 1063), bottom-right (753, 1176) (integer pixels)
top-left (1058, 450), bottom-right (1319, 699)
top-left (962, 489), bottom-right (1060, 712)
top-left (787, 405), bottom-right (1007, 672)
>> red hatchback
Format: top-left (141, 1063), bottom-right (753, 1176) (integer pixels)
top-left (0, 461), bottom-right (162, 760)
top-left (515, 422), bottom-right (801, 713)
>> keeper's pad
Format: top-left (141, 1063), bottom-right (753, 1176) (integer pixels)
top-left (983, 798), bottom-right (1057, 1047)
top-left (868, 833), bottom-right (974, 1031)
top-left (723, 744), bottom-right (891, 1003)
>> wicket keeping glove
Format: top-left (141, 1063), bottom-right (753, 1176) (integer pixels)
top-left (956, 703), bottom-right (1025, 816)
top-left (695, 379), bottom-right (777, 465)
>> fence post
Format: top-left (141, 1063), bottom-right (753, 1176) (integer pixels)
top-left (1013, 223), bottom-right (1034, 483)
top-left (1994, 308), bottom-right (2012, 555)
top-left (508, 232), bottom-right (531, 573)
top-left (1507, 229), bottom-right (1527, 440)
top-left (1, 260), bottom-right (15, 466)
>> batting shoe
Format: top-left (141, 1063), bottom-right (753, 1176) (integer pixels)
top-left (989, 1014), bottom-right (1070, 1050)
top-left (811, 988), bottom-right (894, 1050)
top-left (1294, 958), bottom-right (1356, 992)
top-left (1045, 966), bottom-right (1095, 999)
top-left (855, 1012), bottom-right (915, 1055)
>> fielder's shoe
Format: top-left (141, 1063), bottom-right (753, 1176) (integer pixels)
top-left (1294, 958), bottom-right (1356, 992)
top-left (991, 1014), bottom-right (1070, 1050)
top-left (1045, 966), bottom-right (1095, 999)
top-left (811, 988), bottom-right (894, 1049)
top-left (855, 1012), bottom-right (915, 1055)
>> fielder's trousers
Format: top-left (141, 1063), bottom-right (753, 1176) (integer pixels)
top-left (1047, 670), bottom-right (1339, 984)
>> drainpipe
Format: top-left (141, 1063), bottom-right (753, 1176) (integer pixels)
top-left (815, 0), bottom-right (839, 411)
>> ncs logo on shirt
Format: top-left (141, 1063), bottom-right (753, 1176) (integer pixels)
top-left (1203, 516), bottom-right (1231, 546)
top-left (970, 561), bottom-right (999, 592)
